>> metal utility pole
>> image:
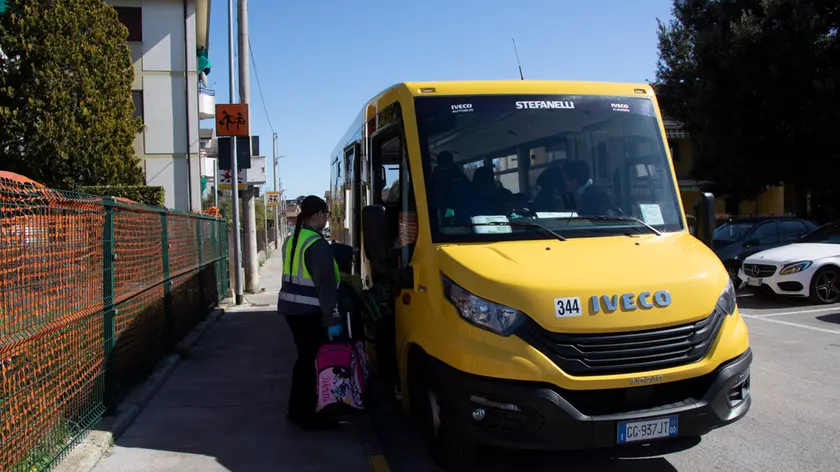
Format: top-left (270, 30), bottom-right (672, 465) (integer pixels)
top-left (263, 193), bottom-right (269, 256)
top-left (238, 0), bottom-right (259, 293)
top-left (273, 133), bottom-right (280, 250)
top-left (213, 158), bottom-right (219, 208)
top-left (280, 191), bottom-right (286, 241)
top-left (227, 0), bottom-right (243, 305)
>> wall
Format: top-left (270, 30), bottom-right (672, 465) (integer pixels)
top-left (111, 0), bottom-right (202, 212)
top-left (671, 139), bottom-right (694, 179)
top-left (737, 186), bottom-right (786, 215)
top-left (671, 136), bottom-right (786, 217)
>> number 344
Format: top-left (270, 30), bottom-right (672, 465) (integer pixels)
top-left (554, 297), bottom-right (582, 318)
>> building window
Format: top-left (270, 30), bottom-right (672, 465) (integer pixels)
top-left (132, 90), bottom-right (144, 122)
top-left (114, 7), bottom-right (142, 42)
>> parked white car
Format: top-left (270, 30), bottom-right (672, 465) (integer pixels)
top-left (738, 221), bottom-right (840, 304)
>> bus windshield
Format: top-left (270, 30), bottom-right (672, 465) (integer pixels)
top-left (414, 94), bottom-right (684, 243)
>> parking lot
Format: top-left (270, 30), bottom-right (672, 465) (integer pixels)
top-left (370, 292), bottom-right (840, 472)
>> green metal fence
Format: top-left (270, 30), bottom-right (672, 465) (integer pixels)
top-left (0, 178), bottom-right (229, 471)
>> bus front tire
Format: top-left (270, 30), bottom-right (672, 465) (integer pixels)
top-left (410, 362), bottom-right (478, 470)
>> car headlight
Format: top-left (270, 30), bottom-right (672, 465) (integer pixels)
top-left (716, 279), bottom-right (737, 316)
top-left (442, 275), bottom-right (523, 335)
top-left (779, 260), bottom-right (813, 275)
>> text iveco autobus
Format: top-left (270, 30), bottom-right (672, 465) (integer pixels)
top-left (328, 81), bottom-right (751, 469)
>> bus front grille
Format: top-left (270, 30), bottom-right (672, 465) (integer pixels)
top-left (515, 310), bottom-right (725, 376)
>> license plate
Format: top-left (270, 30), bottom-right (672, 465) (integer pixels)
top-left (617, 416), bottom-right (678, 444)
top-left (747, 277), bottom-right (762, 287)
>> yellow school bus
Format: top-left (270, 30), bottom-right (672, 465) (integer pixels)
top-left (328, 81), bottom-right (751, 469)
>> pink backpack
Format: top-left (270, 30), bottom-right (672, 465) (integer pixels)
top-left (315, 330), bottom-right (369, 415)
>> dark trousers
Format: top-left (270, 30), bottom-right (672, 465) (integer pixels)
top-left (285, 314), bottom-right (328, 420)
top-left (374, 308), bottom-right (399, 389)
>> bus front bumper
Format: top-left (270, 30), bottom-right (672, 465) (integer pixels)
top-left (432, 348), bottom-right (752, 452)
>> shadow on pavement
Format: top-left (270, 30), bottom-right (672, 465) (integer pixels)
top-left (371, 390), bottom-right (685, 472)
top-left (94, 309), bottom-right (371, 472)
top-left (736, 292), bottom-right (815, 310)
top-left (465, 437), bottom-right (694, 471)
top-left (816, 313), bottom-right (840, 325)
top-left (475, 447), bottom-right (687, 471)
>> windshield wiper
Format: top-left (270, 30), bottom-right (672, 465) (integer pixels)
top-left (580, 215), bottom-right (662, 236)
top-left (444, 221), bottom-right (567, 242)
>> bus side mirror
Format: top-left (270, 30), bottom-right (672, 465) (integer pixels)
top-left (694, 192), bottom-right (716, 247)
top-left (362, 205), bottom-right (389, 263)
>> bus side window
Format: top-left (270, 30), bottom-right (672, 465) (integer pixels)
top-left (371, 130), bottom-right (419, 270)
top-left (398, 144), bottom-right (418, 268)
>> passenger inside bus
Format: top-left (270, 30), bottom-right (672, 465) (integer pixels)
top-left (470, 166), bottom-right (510, 215)
top-left (530, 164), bottom-right (568, 212)
top-left (431, 151), bottom-right (472, 225)
top-left (506, 192), bottom-right (530, 215)
top-left (561, 159), bottom-right (614, 216)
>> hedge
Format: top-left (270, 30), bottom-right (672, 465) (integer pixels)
top-left (80, 186), bottom-right (165, 207)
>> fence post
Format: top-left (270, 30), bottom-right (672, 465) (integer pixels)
top-left (102, 197), bottom-right (117, 414)
top-left (212, 218), bottom-right (221, 303)
top-left (161, 212), bottom-right (173, 350)
top-left (221, 220), bottom-right (229, 298)
top-left (196, 217), bottom-right (204, 313)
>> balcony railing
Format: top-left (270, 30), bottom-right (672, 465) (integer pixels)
top-left (199, 85), bottom-right (216, 120)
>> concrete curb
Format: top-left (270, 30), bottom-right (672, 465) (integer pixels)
top-left (54, 306), bottom-right (229, 472)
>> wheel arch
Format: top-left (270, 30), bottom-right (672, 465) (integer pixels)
top-left (405, 342), bottom-right (431, 412)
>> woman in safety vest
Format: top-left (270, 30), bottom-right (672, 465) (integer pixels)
top-left (277, 195), bottom-right (343, 430)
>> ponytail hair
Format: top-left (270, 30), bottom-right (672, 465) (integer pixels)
top-left (288, 195), bottom-right (328, 273)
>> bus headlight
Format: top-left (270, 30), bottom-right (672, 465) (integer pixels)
top-left (716, 279), bottom-right (737, 316)
top-left (442, 275), bottom-right (523, 335)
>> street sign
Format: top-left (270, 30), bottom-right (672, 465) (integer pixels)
top-left (218, 163), bottom-right (265, 189)
top-left (215, 104), bottom-right (249, 137)
top-left (217, 136), bottom-right (252, 170)
top-left (266, 191), bottom-right (281, 207)
top-left (218, 169), bottom-right (246, 190)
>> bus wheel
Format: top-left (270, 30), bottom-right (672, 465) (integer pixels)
top-left (411, 366), bottom-right (478, 470)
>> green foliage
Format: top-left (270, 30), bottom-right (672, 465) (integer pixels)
top-left (654, 0), bottom-right (840, 204)
top-left (80, 185), bottom-right (165, 207)
top-left (206, 192), bottom-right (273, 231)
top-left (0, 0), bottom-right (144, 190)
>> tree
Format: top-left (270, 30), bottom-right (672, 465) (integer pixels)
top-left (655, 0), bottom-right (840, 216)
top-left (205, 192), bottom-right (270, 231)
top-left (0, 0), bottom-right (144, 189)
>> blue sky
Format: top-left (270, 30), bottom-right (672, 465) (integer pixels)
top-left (203, 0), bottom-right (675, 200)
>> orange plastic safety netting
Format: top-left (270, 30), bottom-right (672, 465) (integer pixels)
top-left (0, 174), bottom-right (228, 471)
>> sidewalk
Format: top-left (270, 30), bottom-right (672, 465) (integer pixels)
top-left (89, 249), bottom-right (374, 472)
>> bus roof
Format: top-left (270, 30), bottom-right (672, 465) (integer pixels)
top-left (329, 80), bottom-right (658, 163)
top-left (396, 80), bottom-right (655, 98)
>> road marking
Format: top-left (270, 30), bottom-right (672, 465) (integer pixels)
top-left (742, 306), bottom-right (840, 318)
top-left (369, 454), bottom-right (391, 472)
top-left (741, 314), bottom-right (840, 335)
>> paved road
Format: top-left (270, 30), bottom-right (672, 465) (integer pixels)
top-left (90, 253), bottom-right (372, 472)
top-left (371, 292), bottom-right (840, 472)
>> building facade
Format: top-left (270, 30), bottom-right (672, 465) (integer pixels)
top-left (109, 0), bottom-right (212, 211)
top-left (664, 118), bottom-right (786, 218)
